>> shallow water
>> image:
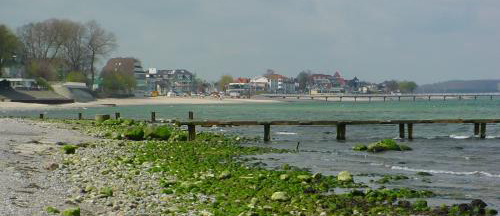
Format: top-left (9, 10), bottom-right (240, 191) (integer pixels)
top-left (2, 99), bottom-right (500, 208)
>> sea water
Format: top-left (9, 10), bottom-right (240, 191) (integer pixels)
top-left (2, 99), bottom-right (500, 208)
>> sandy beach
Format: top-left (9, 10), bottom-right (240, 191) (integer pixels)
top-left (0, 96), bottom-right (279, 111)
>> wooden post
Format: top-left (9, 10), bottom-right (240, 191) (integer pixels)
top-left (399, 123), bottom-right (405, 139)
top-left (383, 96), bottom-right (386, 102)
top-left (459, 95), bottom-right (462, 100)
top-left (188, 123), bottom-right (196, 141)
top-left (339, 97), bottom-right (342, 102)
top-left (264, 124), bottom-right (271, 142)
top-left (188, 111), bottom-right (194, 120)
top-left (336, 123), bottom-right (346, 140)
top-left (413, 96), bottom-right (416, 102)
top-left (39, 113), bottom-right (44, 119)
top-left (407, 123), bottom-right (413, 140)
top-left (115, 112), bottom-right (120, 119)
top-left (398, 96), bottom-right (401, 101)
top-left (443, 96), bottom-right (446, 101)
top-left (474, 123), bottom-right (480, 136)
top-left (428, 96), bottom-right (431, 101)
top-left (354, 97), bottom-right (357, 102)
top-left (480, 123), bottom-right (486, 139)
top-left (78, 113), bottom-right (82, 120)
top-left (474, 95), bottom-right (477, 100)
top-left (151, 112), bottom-right (156, 122)
top-left (325, 97), bottom-right (328, 102)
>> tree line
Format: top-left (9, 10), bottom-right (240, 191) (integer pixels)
top-left (0, 19), bottom-right (117, 89)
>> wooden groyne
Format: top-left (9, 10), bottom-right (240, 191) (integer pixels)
top-left (35, 112), bottom-right (500, 142)
top-left (262, 93), bottom-right (500, 102)
top-left (178, 117), bottom-right (500, 141)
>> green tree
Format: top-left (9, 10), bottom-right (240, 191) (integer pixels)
top-left (66, 71), bottom-right (87, 83)
top-left (101, 70), bottom-right (136, 94)
top-left (384, 80), bottom-right (399, 93)
top-left (398, 81), bottom-right (418, 93)
top-left (218, 75), bottom-right (233, 91)
top-left (296, 70), bottom-right (312, 92)
top-left (0, 24), bottom-right (20, 75)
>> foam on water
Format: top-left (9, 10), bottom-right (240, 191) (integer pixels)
top-left (449, 134), bottom-right (470, 139)
top-left (276, 132), bottom-right (298, 135)
top-left (390, 165), bottom-right (500, 178)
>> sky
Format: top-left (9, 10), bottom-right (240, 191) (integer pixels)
top-left (1, 0), bottom-right (499, 84)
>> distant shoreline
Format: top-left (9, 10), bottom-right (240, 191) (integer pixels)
top-left (0, 96), bottom-right (280, 111)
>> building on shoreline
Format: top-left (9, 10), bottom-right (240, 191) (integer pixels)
top-left (145, 68), bottom-right (194, 96)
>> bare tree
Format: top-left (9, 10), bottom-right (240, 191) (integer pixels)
top-left (85, 20), bottom-right (117, 89)
top-left (61, 21), bottom-right (88, 72)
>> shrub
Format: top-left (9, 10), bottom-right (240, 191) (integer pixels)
top-left (66, 71), bottom-right (87, 83)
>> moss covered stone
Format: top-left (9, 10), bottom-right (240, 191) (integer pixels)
top-left (45, 206), bottom-right (60, 214)
top-left (337, 171), bottom-right (353, 182)
top-left (353, 144), bottom-right (368, 151)
top-left (271, 192), bottom-right (289, 201)
top-left (99, 187), bottom-right (113, 197)
top-left (61, 145), bottom-right (77, 154)
top-left (62, 207), bottom-right (80, 216)
top-left (144, 125), bottom-right (172, 140)
top-left (124, 126), bottom-right (144, 140)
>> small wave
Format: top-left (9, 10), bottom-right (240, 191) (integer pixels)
top-left (390, 165), bottom-right (500, 178)
top-left (276, 132), bottom-right (298, 135)
top-left (449, 134), bottom-right (470, 139)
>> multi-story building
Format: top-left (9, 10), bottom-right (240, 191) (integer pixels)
top-left (264, 74), bottom-right (296, 94)
top-left (146, 69), bottom-right (194, 95)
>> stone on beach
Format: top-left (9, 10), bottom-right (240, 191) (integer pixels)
top-left (271, 192), bottom-right (289, 201)
top-left (337, 171), bottom-right (353, 182)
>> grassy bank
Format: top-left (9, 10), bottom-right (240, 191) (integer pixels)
top-left (47, 118), bottom-right (497, 215)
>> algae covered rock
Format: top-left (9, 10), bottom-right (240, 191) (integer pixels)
top-left (62, 207), bottom-right (80, 216)
top-left (124, 126), bottom-right (144, 140)
top-left (144, 125), bottom-right (172, 140)
top-left (218, 170), bottom-right (231, 180)
top-left (271, 191), bottom-right (289, 201)
top-left (95, 114), bottom-right (110, 123)
top-left (337, 171), bottom-right (353, 182)
top-left (297, 175), bottom-right (311, 182)
top-left (61, 145), bottom-right (77, 154)
top-left (279, 174), bottom-right (290, 180)
top-left (353, 144), bottom-right (368, 151)
top-left (99, 187), bottom-right (113, 197)
top-left (45, 206), bottom-right (60, 214)
top-left (398, 144), bottom-right (412, 151)
top-left (364, 139), bottom-right (412, 153)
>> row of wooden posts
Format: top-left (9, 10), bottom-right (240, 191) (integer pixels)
top-left (38, 112), bottom-right (496, 142)
top-left (267, 94), bottom-right (498, 102)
